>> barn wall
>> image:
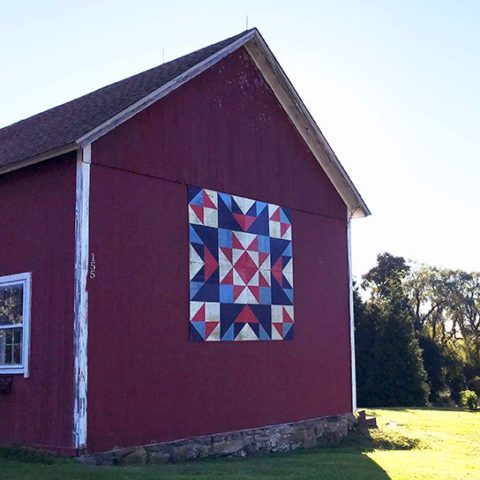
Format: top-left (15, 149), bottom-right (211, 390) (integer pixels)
top-left (0, 154), bottom-right (76, 452)
top-left (88, 48), bottom-right (351, 453)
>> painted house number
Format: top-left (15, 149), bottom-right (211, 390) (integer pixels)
top-left (89, 253), bottom-right (96, 279)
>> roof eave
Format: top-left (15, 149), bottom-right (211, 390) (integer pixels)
top-left (0, 143), bottom-right (79, 176)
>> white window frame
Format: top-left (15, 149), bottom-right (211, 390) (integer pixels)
top-left (0, 272), bottom-right (32, 377)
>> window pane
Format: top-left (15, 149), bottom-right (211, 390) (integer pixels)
top-left (0, 284), bottom-right (23, 326)
top-left (0, 327), bottom-right (23, 366)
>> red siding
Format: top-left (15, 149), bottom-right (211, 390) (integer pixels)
top-left (0, 155), bottom-right (76, 452)
top-left (88, 49), bottom-right (351, 452)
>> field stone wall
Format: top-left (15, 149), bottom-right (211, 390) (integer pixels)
top-left (79, 413), bottom-right (356, 466)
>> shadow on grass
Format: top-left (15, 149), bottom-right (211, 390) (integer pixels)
top-left (338, 426), bottom-right (422, 451)
top-left (0, 444), bottom-right (393, 480)
top-left (0, 430), bottom-right (401, 480)
top-left (0, 447), bottom-right (59, 465)
top-left (140, 445), bottom-right (393, 480)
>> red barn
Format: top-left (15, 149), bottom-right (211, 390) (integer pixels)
top-left (0, 29), bottom-right (370, 462)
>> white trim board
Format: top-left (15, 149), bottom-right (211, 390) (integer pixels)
top-left (73, 145), bottom-right (91, 450)
top-left (347, 212), bottom-right (357, 412)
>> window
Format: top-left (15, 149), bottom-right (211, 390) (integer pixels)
top-left (0, 273), bottom-right (31, 377)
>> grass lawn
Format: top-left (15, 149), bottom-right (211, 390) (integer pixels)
top-left (1, 408), bottom-right (478, 479)
top-left (367, 408), bottom-right (480, 479)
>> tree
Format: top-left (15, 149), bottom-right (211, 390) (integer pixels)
top-left (405, 265), bottom-right (480, 402)
top-left (363, 252), bottom-right (410, 301)
top-left (468, 376), bottom-right (480, 396)
top-left (447, 271), bottom-right (480, 371)
top-left (356, 253), bottom-right (430, 406)
top-left (406, 265), bottom-right (452, 339)
top-left (354, 286), bottom-right (377, 405)
top-left (418, 334), bottom-right (448, 402)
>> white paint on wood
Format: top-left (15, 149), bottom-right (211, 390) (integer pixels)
top-left (73, 145), bottom-right (91, 450)
top-left (22, 273), bottom-right (32, 378)
top-left (347, 210), bottom-right (357, 412)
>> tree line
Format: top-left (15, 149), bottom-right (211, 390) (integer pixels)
top-left (355, 252), bottom-right (480, 407)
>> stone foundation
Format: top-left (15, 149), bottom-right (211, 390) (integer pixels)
top-left (79, 413), bottom-right (356, 466)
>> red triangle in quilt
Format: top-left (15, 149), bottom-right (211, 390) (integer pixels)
top-left (202, 191), bottom-right (217, 209)
top-left (248, 286), bottom-right (260, 301)
top-left (270, 207), bottom-right (281, 221)
top-left (280, 222), bottom-right (291, 237)
top-left (273, 323), bottom-right (283, 336)
top-left (233, 213), bottom-right (256, 232)
top-left (283, 307), bottom-right (294, 323)
top-left (235, 305), bottom-right (258, 323)
top-left (259, 271), bottom-right (270, 287)
top-left (191, 205), bottom-right (204, 223)
top-left (247, 237), bottom-right (259, 252)
top-left (221, 268), bottom-right (234, 285)
top-left (233, 285), bottom-right (245, 301)
top-left (204, 247), bottom-right (218, 281)
top-left (191, 304), bottom-right (206, 322)
top-left (232, 233), bottom-right (244, 250)
top-left (205, 321), bottom-right (219, 338)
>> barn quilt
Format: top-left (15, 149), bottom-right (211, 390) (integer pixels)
top-left (188, 186), bottom-right (294, 341)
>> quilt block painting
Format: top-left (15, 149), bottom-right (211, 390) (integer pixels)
top-left (188, 186), bottom-right (294, 342)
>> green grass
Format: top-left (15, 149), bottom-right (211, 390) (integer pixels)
top-left (366, 408), bottom-right (480, 480)
top-left (1, 408), bottom-right (478, 479)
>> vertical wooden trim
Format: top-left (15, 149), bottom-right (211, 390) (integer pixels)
top-left (22, 273), bottom-right (32, 378)
top-left (347, 210), bottom-right (357, 412)
top-left (73, 145), bottom-right (91, 450)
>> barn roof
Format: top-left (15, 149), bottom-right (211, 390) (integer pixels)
top-left (0, 29), bottom-right (370, 218)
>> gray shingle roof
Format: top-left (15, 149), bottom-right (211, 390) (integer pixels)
top-left (0, 30), bottom-right (251, 170)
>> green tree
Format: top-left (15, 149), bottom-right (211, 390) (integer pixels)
top-left (404, 265), bottom-right (479, 402)
top-left (447, 271), bottom-right (480, 371)
top-left (468, 376), bottom-right (480, 396)
top-left (356, 253), bottom-right (429, 406)
top-left (354, 286), bottom-right (377, 404)
top-left (417, 334), bottom-right (448, 402)
top-left (406, 265), bottom-right (452, 339)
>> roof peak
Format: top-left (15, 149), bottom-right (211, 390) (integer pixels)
top-left (0, 28), bottom-right (369, 217)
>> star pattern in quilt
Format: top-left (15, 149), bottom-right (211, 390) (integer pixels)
top-left (188, 186), bottom-right (294, 341)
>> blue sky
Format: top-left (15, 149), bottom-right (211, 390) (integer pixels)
top-left (1, 1), bottom-right (479, 277)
